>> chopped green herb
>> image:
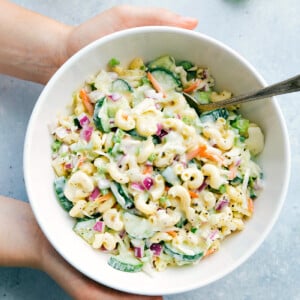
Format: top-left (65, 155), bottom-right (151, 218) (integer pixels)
top-left (239, 136), bottom-right (246, 143)
top-left (152, 135), bottom-right (161, 145)
top-left (249, 188), bottom-right (257, 199)
top-left (191, 227), bottom-right (197, 233)
top-left (187, 70), bottom-right (197, 81)
top-left (107, 147), bottom-right (113, 155)
top-left (90, 82), bottom-right (97, 91)
top-left (175, 217), bottom-right (188, 228)
top-left (73, 117), bottom-right (82, 129)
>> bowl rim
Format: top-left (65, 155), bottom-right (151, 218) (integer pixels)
top-left (24, 26), bottom-right (291, 295)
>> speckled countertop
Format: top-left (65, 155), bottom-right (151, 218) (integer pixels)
top-left (0, 0), bottom-right (299, 299)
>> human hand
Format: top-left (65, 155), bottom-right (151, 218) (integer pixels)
top-left (62, 5), bottom-right (198, 66)
top-left (0, 2), bottom-right (197, 84)
top-left (41, 236), bottom-right (162, 300)
top-left (0, 196), bottom-right (161, 300)
top-left (34, 7), bottom-right (195, 298)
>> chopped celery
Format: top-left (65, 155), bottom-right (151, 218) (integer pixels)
top-left (209, 184), bottom-right (226, 194)
top-left (112, 129), bottom-right (125, 143)
top-left (148, 153), bottom-right (157, 163)
top-left (231, 117), bottom-right (249, 137)
top-left (51, 140), bottom-right (62, 152)
top-left (108, 57), bottom-right (120, 67)
top-left (194, 91), bottom-right (212, 104)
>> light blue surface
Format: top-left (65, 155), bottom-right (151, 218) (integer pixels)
top-left (0, 0), bottom-right (299, 299)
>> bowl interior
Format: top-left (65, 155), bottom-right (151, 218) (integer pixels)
top-left (24, 27), bottom-right (290, 295)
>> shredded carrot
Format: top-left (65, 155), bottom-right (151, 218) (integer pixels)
top-left (197, 145), bottom-right (213, 159)
top-left (167, 231), bottom-right (177, 238)
top-left (204, 247), bottom-right (217, 258)
top-left (186, 144), bottom-right (223, 164)
top-left (77, 156), bottom-right (86, 167)
top-left (80, 89), bottom-right (94, 115)
top-left (183, 79), bottom-right (201, 93)
top-left (147, 72), bottom-right (166, 97)
top-left (143, 165), bottom-right (153, 175)
top-left (97, 192), bottom-right (113, 203)
top-left (248, 198), bottom-right (254, 214)
top-left (228, 164), bottom-right (237, 180)
top-left (186, 147), bottom-right (200, 161)
top-left (122, 113), bottom-right (129, 121)
top-left (164, 186), bottom-right (170, 192)
top-left (189, 191), bottom-right (199, 198)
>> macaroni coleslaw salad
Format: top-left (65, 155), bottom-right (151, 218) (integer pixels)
top-left (50, 55), bottom-right (264, 273)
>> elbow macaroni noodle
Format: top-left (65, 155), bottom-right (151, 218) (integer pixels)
top-left (51, 55), bottom-right (264, 273)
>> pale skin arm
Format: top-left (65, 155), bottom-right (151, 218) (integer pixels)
top-left (0, 0), bottom-right (198, 84)
top-left (0, 1), bottom-right (198, 298)
top-left (0, 196), bottom-right (160, 300)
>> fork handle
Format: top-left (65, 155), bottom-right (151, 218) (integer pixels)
top-left (203, 74), bottom-right (300, 109)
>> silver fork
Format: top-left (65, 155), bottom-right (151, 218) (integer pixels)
top-left (183, 74), bottom-right (300, 112)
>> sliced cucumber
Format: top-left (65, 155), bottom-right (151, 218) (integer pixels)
top-left (150, 68), bottom-right (181, 91)
top-left (125, 129), bottom-right (147, 141)
top-left (54, 177), bottom-right (73, 212)
top-left (147, 55), bottom-right (176, 71)
top-left (177, 60), bottom-right (194, 71)
top-left (200, 108), bottom-right (229, 122)
top-left (163, 243), bottom-right (203, 262)
top-left (73, 218), bottom-right (97, 245)
top-left (93, 97), bottom-right (110, 133)
top-left (108, 254), bottom-right (143, 272)
top-left (161, 166), bottom-right (180, 185)
top-left (123, 212), bottom-right (155, 239)
top-left (230, 176), bottom-right (243, 186)
top-left (110, 182), bottom-right (134, 209)
top-left (111, 78), bottom-right (133, 93)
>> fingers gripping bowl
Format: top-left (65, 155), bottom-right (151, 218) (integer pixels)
top-left (24, 27), bottom-right (290, 295)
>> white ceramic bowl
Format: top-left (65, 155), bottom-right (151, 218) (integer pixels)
top-left (24, 27), bottom-right (290, 295)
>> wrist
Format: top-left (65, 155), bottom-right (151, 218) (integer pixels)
top-left (0, 197), bottom-right (44, 268)
top-left (0, 0), bottom-right (73, 84)
top-left (49, 24), bottom-right (73, 79)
